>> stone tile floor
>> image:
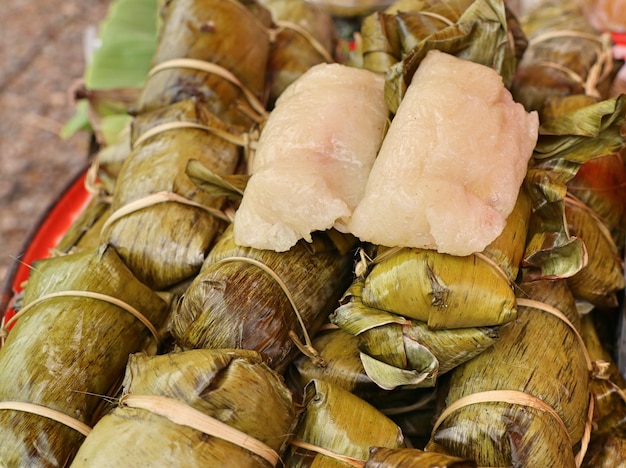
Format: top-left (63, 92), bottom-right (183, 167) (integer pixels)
top-left (0, 0), bottom-right (110, 284)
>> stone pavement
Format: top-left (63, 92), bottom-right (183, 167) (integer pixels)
top-left (0, 0), bottom-right (110, 282)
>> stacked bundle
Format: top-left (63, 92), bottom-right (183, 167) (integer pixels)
top-left (2, 0), bottom-right (626, 466)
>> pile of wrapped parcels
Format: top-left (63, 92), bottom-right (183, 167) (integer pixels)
top-left (2, 0), bottom-right (626, 466)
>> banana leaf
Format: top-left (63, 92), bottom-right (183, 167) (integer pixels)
top-left (101, 99), bottom-right (243, 290)
top-left (62, 0), bottom-right (159, 142)
top-left (330, 280), bottom-right (500, 390)
top-left (564, 197), bottom-right (624, 307)
top-left (288, 326), bottom-right (430, 408)
top-left (305, 0), bottom-right (395, 17)
top-left (0, 245), bottom-right (169, 466)
top-left (133, 0), bottom-right (273, 128)
top-left (55, 198), bottom-right (112, 255)
top-left (567, 151), bottom-right (626, 252)
top-left (284, 379), bottom-right (405, 467)
top-left (360, 0), bottom-right (428, 75)
top-left (426, 278), bottom-right (591, 467)
top-left (357, 249), bottom-right (516, 329)
top-left (170, 224), bottom-right (356, 372)
top-left (259, 0), bottom-right (337, 106)
top-left (365, 447), bottom-right (476, 467)
top-left (71, 349), bottom-right (297, 466)
top-left (362, 0), bottom-right (520, 113)
top-left (580, 312), bottom-right (626, 437)
top-left (523, 95), bottom-right (626, 279)
top-left (89, 123), bottom-right (133, 196)
top-left (511, 1), bottom-right (617, 117)
top-left (582, 435), bottom-right (626, 467)
top-left (351, 186), bottom-right (530, 330)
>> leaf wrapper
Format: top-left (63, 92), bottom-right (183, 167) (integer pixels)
top-left (426, 279), bottom-right (590, 467)
top-left (71, 349), bottom-right (296, 466)
top-left (171, 225), bottom-right (355, 372)
top-left (102, 99), bottom-right (242, 289)
top-left (133, 0), bottom-right (273, 127)
top-left (360, 0), bottom-right (520, 113)
top-left (330, 280), bottom-right (500, 390)
top-left (260, 0), bottom-right (337, 106)
top-left (284, 379), bottom-right (404, 467)
top-left (0, 245), bottom-right (169, 466)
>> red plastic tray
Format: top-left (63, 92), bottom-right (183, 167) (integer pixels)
top-left (0, 167), bottom-right (92, 325)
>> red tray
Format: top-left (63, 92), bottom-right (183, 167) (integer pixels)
top-left (0, 167), bottom-right (92, 325)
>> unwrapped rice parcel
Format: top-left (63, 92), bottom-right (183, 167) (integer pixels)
top-left (347, 49), bottom-right (539, 256)
top-left (233, 62), bottom-right (388, 252)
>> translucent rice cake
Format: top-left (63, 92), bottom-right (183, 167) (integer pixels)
top-left (347, 50), bottom-right (539, 256)
top-left (234, 63), bottom-right (388, 252)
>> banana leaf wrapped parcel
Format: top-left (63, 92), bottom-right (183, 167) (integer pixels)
top-left (330, 279), bottom-right (501, 390)
top-left (523, 95), bottom-right (626, 279)
top-left (511, 0), bottom-right (618, 117)
top-left (101, 99), bottom-right (244, 290)
top-left (580, 313), bottom-right (626, 437)
top-left (71, 349), bottom-right (297, 467)
top-left (426, 278), bottom-right (591, 467)
top-left (564, 196), bottom-right (624, 308)
top-left (259, 0), bottom-right (338, 106)
top-left (582, 434), bottom-right (626, 468)
top-left (284, 379), bottom-right (405, 467)
top-left (171, 225), bottom-right (356, 372)
top-left (133, 0), bottom-right (273, 127)
top-left (288, 326), bottom-right (432, 407)
top-left (0, 245), bottom-right (169, 466)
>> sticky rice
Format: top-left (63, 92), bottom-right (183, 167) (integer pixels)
top-left (234, 63), bottom-right (388, 251)
top-left (347, 50), bottom-right (539, 256)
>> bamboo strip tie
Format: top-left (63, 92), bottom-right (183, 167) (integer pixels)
top-left (100, 191), bottom-right (231, 236)
top-left (120, 394), bottom-right (279, 466)
top-left (147, 58), bottom-right (268, 119)
top-left (131, 121), bottom-right (256, 151)
top-left (0, 290), bottom-right (161, 347)
top-left (289, 439), bottom-right (364, 467)
top-left (0, 401), bottom-right (92, 437)
top-left (432, 298), bottom-right (596, 467)
top-left (272, 21), bottom-right (334, 64)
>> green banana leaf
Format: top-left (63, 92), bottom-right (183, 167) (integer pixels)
top-left (523, 95), bottom-right (626, 279)
top-left (259, 0), bottom-right (337, 106)
top-left (564, 198), bottom-right (624, 307)
top-left (0, 245), bottom-right (169, 465)
top-left (101, 99), bottom-right (243, 289)
top-left (133, 0), bottom-right (273, 128)
top-left (360, 0), bottom-right (520, 113)
top-left (511, 2), bottom-right (618, 116)
top-left (329, 280), bottom-right (499, 390)
top-left (62, 0), bottom-right (159, 143)
top-left (426, 278), bottom-right (590, 467)
top-left (71, 349), bottom-right (297, 466)
top-left (171, 224), bottom-right (355, 373)
top-left (284, 379), bottom-right (405, 467)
